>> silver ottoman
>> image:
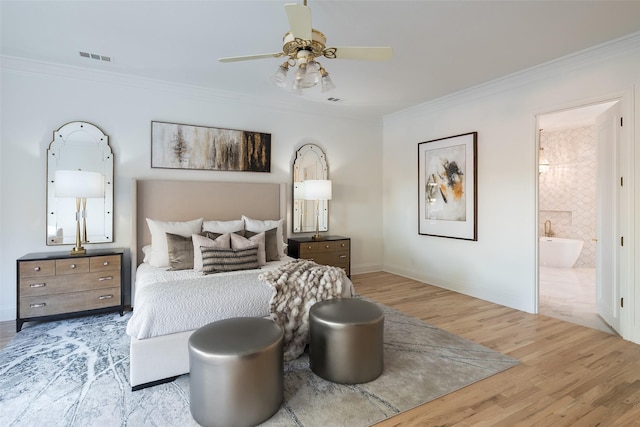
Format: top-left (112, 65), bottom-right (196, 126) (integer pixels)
top-left (188, 317), bottom-right (283, 427)
top-left (309, 298), bottom-right (384, 384)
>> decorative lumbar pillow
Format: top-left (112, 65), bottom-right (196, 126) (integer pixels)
top-left (231, 231), bottom-right (266, 266)
top-left (192, 233), bottom-right (231, 272)
top-left (202, 219), bottom-right (244, 234)
top-left (166, 233), bottom-right (195, 271)
top-left (244, 228), bottom-right (278, 262)
top-left (145, 218), bottom-right (203, 268)
top-left (242, 215), bottom-right (284, 259)
top-left (201, 244), bottom-right (259, 274)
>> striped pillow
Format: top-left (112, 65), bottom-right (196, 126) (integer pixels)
top-left (201, 244), bottom-right (260, 274)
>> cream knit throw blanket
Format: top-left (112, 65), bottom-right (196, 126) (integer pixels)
top-left (259, 259), bottom-right (349, 361)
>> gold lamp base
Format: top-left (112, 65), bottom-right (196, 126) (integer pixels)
top-left (70, 246), bottom-right (86, 256)
top-left (69, 197), bottom-right (86, 256)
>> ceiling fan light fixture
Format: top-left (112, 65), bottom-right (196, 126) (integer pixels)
top-left (320, 67), bottom-right (335, 93)
top-left (271, 62), bottom-right (289, 88)
top-left (220, 1), bottom-right (393, 96)
top-left (302, 60), bottom-right (321, 87)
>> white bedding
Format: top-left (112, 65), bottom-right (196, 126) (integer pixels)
top-left (126, 257), bottom-right (294, 339)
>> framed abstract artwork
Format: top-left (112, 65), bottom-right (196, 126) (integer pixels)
top-left (151, 121), bottom-right (271, 172)
top-left (418, 132), bottom-right (477, 240)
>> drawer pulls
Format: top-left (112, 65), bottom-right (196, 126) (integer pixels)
top-left (30, 283), bottom-right (46, 288)
top-left (98, 276), bottom-right (113, 281)
top-left (34, 266), bottom-right (41, 272)
top-left (30, 303), bottom-right (46, 308)
top-left (70, 264), bottom-right (77, 269)
top-left (98, 295), bottom-right (114, 300)
top-left (339, 255), bottom-right (347, 259)
top-left (103, 261), bottom-right (109, 266)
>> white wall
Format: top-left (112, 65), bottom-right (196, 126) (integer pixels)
top-left (0, 58), bottom-right (384, 321)
top-left (383, 34), bottom-right (639, 343)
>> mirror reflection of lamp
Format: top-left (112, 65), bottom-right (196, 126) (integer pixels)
top-left (55, 170), bottom-right (105, 255)
top-left (293, 181), bottom-right (305, 232)
top-left (303, 179), bottom-right (332, 240)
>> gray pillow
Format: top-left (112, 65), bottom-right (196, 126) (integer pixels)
top-left (245, 228), bottom-right (278, 261)
top-left (201, 244), bottom-right (260, 274)
top-left (166, 232), bottom-right (195, 270)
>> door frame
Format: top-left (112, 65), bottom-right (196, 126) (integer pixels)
top-left (533, 89), bottom-right (635, 342)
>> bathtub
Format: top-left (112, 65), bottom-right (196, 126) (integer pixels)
top-left (539, 237), bottom-right (584, 268)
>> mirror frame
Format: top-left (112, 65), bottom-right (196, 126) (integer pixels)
top-left (292, 143), bottom-right (329, 233)
top-left (46, 121), bottom-right (114, 245)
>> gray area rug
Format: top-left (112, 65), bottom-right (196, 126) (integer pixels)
top-left (0, 299), bottom-right (518, 426)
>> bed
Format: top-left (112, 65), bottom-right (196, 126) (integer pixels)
top-left (128, 179), bottom-right (353, 390)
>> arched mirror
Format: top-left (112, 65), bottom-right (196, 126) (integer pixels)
top-left (292, 144), bottom-right (328, 233)
top-left (47, 121), bottom-right (114, 245)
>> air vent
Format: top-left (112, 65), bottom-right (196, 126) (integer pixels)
top-left (79, 51), bottom-right (112, 63)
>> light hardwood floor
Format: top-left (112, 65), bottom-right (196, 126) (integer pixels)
top-left (353, 272), bottom-right (640, 426)
top-left (2, 272), bottom-right (639, 425)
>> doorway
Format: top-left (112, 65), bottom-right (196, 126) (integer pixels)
top-left (537, 100), bottom-right (619, 334)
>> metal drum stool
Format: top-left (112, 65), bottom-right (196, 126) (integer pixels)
top-left (188, 317), bottom-right (284, 427)
top-left (309, 298), bottom-right (384, 384)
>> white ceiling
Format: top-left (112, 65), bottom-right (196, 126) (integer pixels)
top-left (2, 1), bottom-right (640, 119)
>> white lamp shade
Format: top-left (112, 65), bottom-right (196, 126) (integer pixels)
top-left (55, 170), bottom-right (104, 198)
top-left (303, 179), bottom-right (332, 200)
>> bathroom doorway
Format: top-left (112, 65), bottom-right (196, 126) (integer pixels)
top-left (537, 100), bottom-right (619, 334)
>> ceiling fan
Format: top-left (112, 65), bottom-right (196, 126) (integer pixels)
top-left (218, 0), bottom-right (393, 93)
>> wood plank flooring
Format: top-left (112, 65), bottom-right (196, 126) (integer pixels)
top-left (353, 272), bottom-right (640, 426)
top-left (2, 271), bottom-right (639, 425)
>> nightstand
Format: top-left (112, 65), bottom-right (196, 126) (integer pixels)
top-left (287, 236), bottom-right (350, 277)
top-left (16, 248), bottom-right (125, 332)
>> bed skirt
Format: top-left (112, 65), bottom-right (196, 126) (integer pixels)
top-left (130, 330), bottom-right (195, 390)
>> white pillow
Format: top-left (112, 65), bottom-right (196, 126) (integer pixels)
top-left (192, 233), bottom-right (231, 272)
top-left (145, 218), bottom-right (203, 268)
top-left (202, 219), bottom-right (244, 234)
top-left (231, 231), bottom-right (266, 266)
top-left (141, 245), bottom-right (152, 263)
top-left (242, 215), bottom-right (285, 258)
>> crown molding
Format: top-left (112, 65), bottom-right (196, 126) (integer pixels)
top-left (387, 31), bottom-right (640, 122)
top-left (0, 55), bottom-right (381, 124)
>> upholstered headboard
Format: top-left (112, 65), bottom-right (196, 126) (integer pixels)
top-left (130, 179), bottom-right (287, 297)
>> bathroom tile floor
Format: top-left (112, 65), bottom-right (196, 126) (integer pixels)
top-left (539, 266), bottom-right (617, 335)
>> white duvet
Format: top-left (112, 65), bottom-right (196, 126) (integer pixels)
top-left (126, 258), bottom-right (293, 340)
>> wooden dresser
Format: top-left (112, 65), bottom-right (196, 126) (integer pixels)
top-left (287, 235), bottom-right (350, 277)
top-left (16, 249), bottom-right (124, 332)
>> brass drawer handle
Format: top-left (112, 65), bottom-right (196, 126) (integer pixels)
top-left (340, 243), bottom-right (346, 247)
top-left (103, 261), bottom-right (109, 266)
top-left (30, 303), bottom-right (46, 308)
top-left (70, 264), bottom-right (76, 269)
top-left (98, 295), bottom-right (113, 300)
top-left (306, 245), bottom-right (313, 250)
top-left (34, 266), bottom-right (41, 272)
top-left (30, 283), bottom-right (46, 288)
top-left (98, 276), bottom-right (113, 281)
top-left (324, 244), bottom-right (330, 249)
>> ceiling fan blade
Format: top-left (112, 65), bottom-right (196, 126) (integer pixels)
top-left (284, 3), bottom-right (312, 40)
top-left (330, 46), bottom-right (393, 61)
top-left (218, 53), bottom-right (283, 63)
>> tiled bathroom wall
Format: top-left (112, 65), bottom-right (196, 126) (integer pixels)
top-left (539, 126), bottom-right (596, 268)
